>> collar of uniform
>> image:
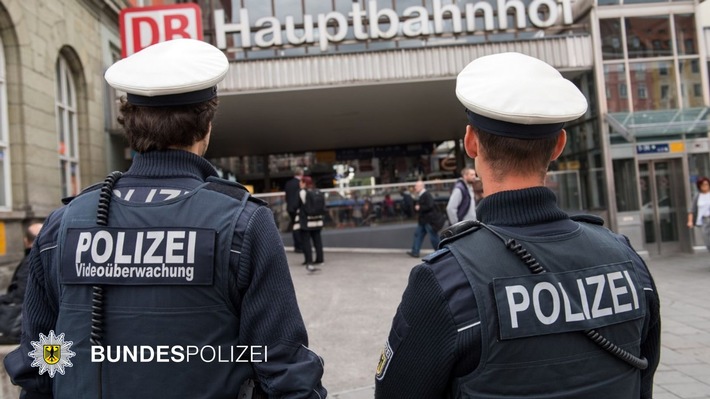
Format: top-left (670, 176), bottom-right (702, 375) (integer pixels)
top-left (123, 149), bottom-right (218, 180)
top-left (476, 187), bottom-right (568, 226)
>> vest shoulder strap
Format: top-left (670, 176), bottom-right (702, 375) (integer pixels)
top-left (439, 220), bottom-right (481, 247)
top-left (570, 214), bottom-right (605, 226)
top-left (60, 182), bottom-right (102, 205)
top-left (204, 176), bottom-right (267, 206)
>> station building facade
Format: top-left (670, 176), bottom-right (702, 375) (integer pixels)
top-left (196, 0), bottom-right (710, 256)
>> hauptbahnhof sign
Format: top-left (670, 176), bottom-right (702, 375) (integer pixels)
top-left (121, 0), bottom-right (575, 57)
top-left (216, 0), bottom-right (575, 51)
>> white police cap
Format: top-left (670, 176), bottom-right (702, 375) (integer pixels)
top-left (105, 39), bottom-right (229, 107)
top-left (456, 52), bottom-right (588, 139)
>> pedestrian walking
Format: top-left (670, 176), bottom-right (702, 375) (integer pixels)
top-left (406, 180), bottom-right (443, 258)
top-left (294, 175), bottom-right (325, 272)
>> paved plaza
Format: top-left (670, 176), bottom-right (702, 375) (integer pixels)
top-left (0, 248), bottom-right (708, 398)
top-left (286, 249), bottom-right (710, 399)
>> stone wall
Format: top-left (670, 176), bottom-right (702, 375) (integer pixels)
top-left (0, 0), bottom-right (122, 283)
top-left (0, 1), bottom-right (123, 394)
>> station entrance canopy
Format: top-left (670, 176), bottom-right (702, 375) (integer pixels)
top-left (206, 36), bottom-right (593, 158)
top-left (606, 107), bottom-right (710, 142)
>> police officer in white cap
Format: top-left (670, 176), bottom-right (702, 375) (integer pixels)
top-left (375, 52), bottom-right (660, 398)
top-left (5, 39), bottom-right (326, 398)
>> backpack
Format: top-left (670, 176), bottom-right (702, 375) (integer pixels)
top-left (304, 189), bottom-right (327, 216)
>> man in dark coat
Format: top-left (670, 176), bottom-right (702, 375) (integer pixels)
top-left (406, 180), bottom-right (442, 258)
top-left (0, 221), bottom-right (42, 344)
top-left (285, 167), bottom-right (304, 252)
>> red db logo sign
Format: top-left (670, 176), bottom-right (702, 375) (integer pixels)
top-left (120, 4), bottom-right (203, 58)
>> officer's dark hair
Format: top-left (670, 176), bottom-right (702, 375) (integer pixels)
top-left (473, 127), bottom-right (559, 182)
top-left (117, 97), bottom-right (219, 153)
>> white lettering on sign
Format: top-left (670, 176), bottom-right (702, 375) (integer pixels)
top-left (505, 270), bottom-right (640, 328)
top-left (215, 0), bottom-right (574, 52)
top-left (120, 4), bottom-right (203, 58)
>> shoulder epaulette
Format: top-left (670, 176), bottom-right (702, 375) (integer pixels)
top-left (61, 182), bottom-right (103, 205)
top-left (422, 247), bottom-right (451, 263)
top-left (204, 176), bottom-right (267, 206)
top-left (570, 214), bottom-right (605, 226)
top-left (438, 220), bottom-right (481, 247)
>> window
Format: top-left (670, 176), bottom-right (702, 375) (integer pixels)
top-left (625, 16), bottom-right (672, 58)
top-left (629, 61), bottom-right (676, 110)
top-left (661, 85), bottom-right (669, 99)
top-left (637, 84), bottom-right (647, 99)
top-left (55, 56), bottom-right (80, 198)
top-left (604, 63), bottom-right (628, 112)
top-left (679, 59), bottom-right (703, 107)
top-left (634, 63), bottom-right (645, 80)
top-left (619, 83), bottom-right (628, 98)
top-left (613, 158), bottom-right (639, 212)
top-left (675, 14), bottom-right (697, 55)
top-left (0, 38), bottom-right (10, 209)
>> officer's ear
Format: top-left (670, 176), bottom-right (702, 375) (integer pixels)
top-left (200, 123), bottom-right (212, 156)
top-left (464, 125), bottom-right (478, 159)
top-left (550, 129), bottom-right (567, 161)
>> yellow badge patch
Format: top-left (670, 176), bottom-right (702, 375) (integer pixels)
top-left (43, 345), bottom-right (61, 365)
top-left (29, 330), bottom-right (76, 378)
top-left (375, 340), bottom-right (393, 380)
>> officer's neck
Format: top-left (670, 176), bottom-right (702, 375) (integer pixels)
top-left (479, 170), bottom-right (546, 197)
top-left (168, 139), bottom-right (208, 157)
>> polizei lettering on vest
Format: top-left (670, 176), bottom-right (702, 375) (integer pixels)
top-left (493, 262), bottom-right (645, 340)
top-left (214, 0), bottom-right (574, 52)
top-left (74, 230), bottom-right (197, 265)
top-left (62, 227), bottom-right (216, 285)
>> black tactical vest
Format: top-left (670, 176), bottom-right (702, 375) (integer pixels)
top-left (446, 222), bottom-right (651, 398)
top-left (53, 178), bottom-right (260, 399)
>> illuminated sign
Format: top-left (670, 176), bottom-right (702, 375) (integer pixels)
top-left (120, 4), bottom-right (203, 58)
top-left (215, 0), bottom-right (574, 52)
top-left (636, 144), bottom-right (670, 154)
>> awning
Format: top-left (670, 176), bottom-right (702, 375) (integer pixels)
top-left (605, 107), bottom-right (710, 142)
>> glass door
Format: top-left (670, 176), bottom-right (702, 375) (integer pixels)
top-left (639, 159), bottom-right (685, 255)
